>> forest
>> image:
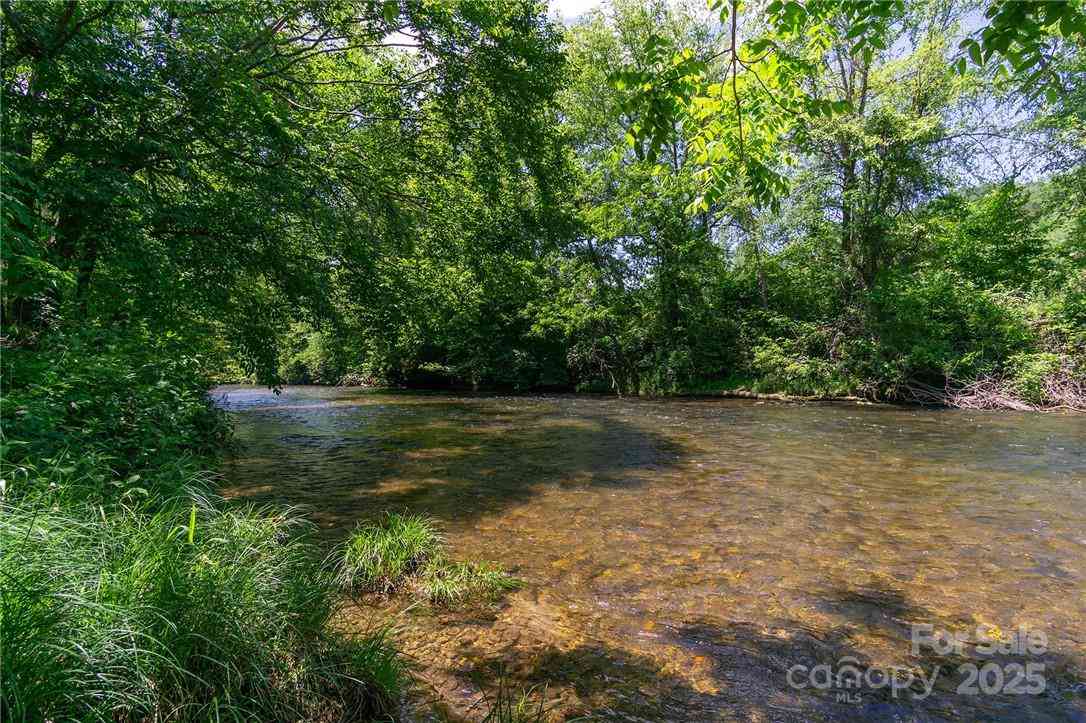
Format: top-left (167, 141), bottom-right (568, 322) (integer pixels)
top-left (1, 0), bottom-right (1084, 720)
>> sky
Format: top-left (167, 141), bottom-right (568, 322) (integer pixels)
top-left (550, 0), bottom-right (605, 23)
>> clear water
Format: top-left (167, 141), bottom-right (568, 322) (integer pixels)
top-left (215, 385), bottom-right (1086, 721)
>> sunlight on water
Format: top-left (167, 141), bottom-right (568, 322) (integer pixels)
top-left (216, 385), bottom-right (1086, 721)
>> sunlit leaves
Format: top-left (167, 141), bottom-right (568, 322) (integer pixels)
top-left (956, 1), bottom-right (1086, 101)
top-left (607, 32), bottom-right (707, 161)
top-left (612, 0), bottom-right (902, 211)
top-left (617, 0), bottom-right (1083, 214)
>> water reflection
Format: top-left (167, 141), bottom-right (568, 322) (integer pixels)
top-left (216, 385), bottom-right (1086, 721)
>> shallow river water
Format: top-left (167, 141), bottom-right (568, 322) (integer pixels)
top-left (216, 385), bottom-right (1086, 722)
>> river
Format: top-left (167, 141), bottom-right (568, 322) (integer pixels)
top-left (215, 385), bottom-right (1086, 721)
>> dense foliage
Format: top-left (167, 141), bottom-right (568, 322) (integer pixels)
top-left (7, 0), bottom-right (1079, 401)
top-left (2, 0), bottom-right (566, 382)
top-left (1, 0), bottom-right (1084, 719)
top-left (262, 1), bottom-right (1084, 404)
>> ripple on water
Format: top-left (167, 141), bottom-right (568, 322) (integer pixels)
top-left (214, 385), bottom-right (1086, 721)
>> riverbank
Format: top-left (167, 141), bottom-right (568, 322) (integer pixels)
top-left (227, 371), bottom-right (1084, 412)
top-left (0, 331), bottom-right (405, 720)
top-left (686, 379), bottom-right (1086, 412)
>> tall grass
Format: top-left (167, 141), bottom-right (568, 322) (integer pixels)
top-left (0, 493), bottom-right (404, 721)
top-left (0, 329), bottom-right (408, 720)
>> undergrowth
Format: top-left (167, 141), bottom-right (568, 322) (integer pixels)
top-left (0, 328), bottom-right (406, 720)
top-left (0, 493), bottom-right (404, 721)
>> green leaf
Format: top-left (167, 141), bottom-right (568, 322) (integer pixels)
top-left (846, 22), bottom-right (868, 40)
top-left (382, 1), bottom-right (398, 24)
top-left (968, 41), bottom-right (982, 66)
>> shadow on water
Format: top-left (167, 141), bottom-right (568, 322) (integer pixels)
top-left (219, 390), bottom-right (687, 541)
top-left (216, 386), bottom-right (1086, 721)
top-left (400, 566), bottom-right (1083, 721)
top-left (442, 604), bottom-right (1084, 722)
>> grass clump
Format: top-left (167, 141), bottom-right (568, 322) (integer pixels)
top-left (0, 494), bottom-right (404, 722)
top-left (337, 512), bottom-right (441, 592)
top-left (480, 676), bottom-right (550, 723)
top-left (337, 513), bottom-right (520, 606)
top-left (422, 558), bottom-right (522, 606)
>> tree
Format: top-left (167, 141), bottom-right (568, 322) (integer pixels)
top-left (1, 0), bottom-right (567, 381)
top-left (542, 0), bottom-right (738, 393)
top-left (620, 0), bottom-right (1086, 215)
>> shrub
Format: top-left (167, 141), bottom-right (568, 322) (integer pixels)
top-left (1008, 352), bottom-right (1062, 405)
top-left (1045, 269), bottom-right (1086, 348)
top-left (749, 326), bottom-right (860, 397)
top-left (0, 494), bottom-right (404, 722)
top-left (1, 327), bottom-right (230, 502)
top-left (869, 269), bottom-right (1032, 385)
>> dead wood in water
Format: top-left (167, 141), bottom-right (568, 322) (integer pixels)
top-left (899, 373), bottom-right (1086, 412)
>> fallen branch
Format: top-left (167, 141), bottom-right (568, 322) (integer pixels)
top-left (899, 367), bottom-right (1086, 412)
